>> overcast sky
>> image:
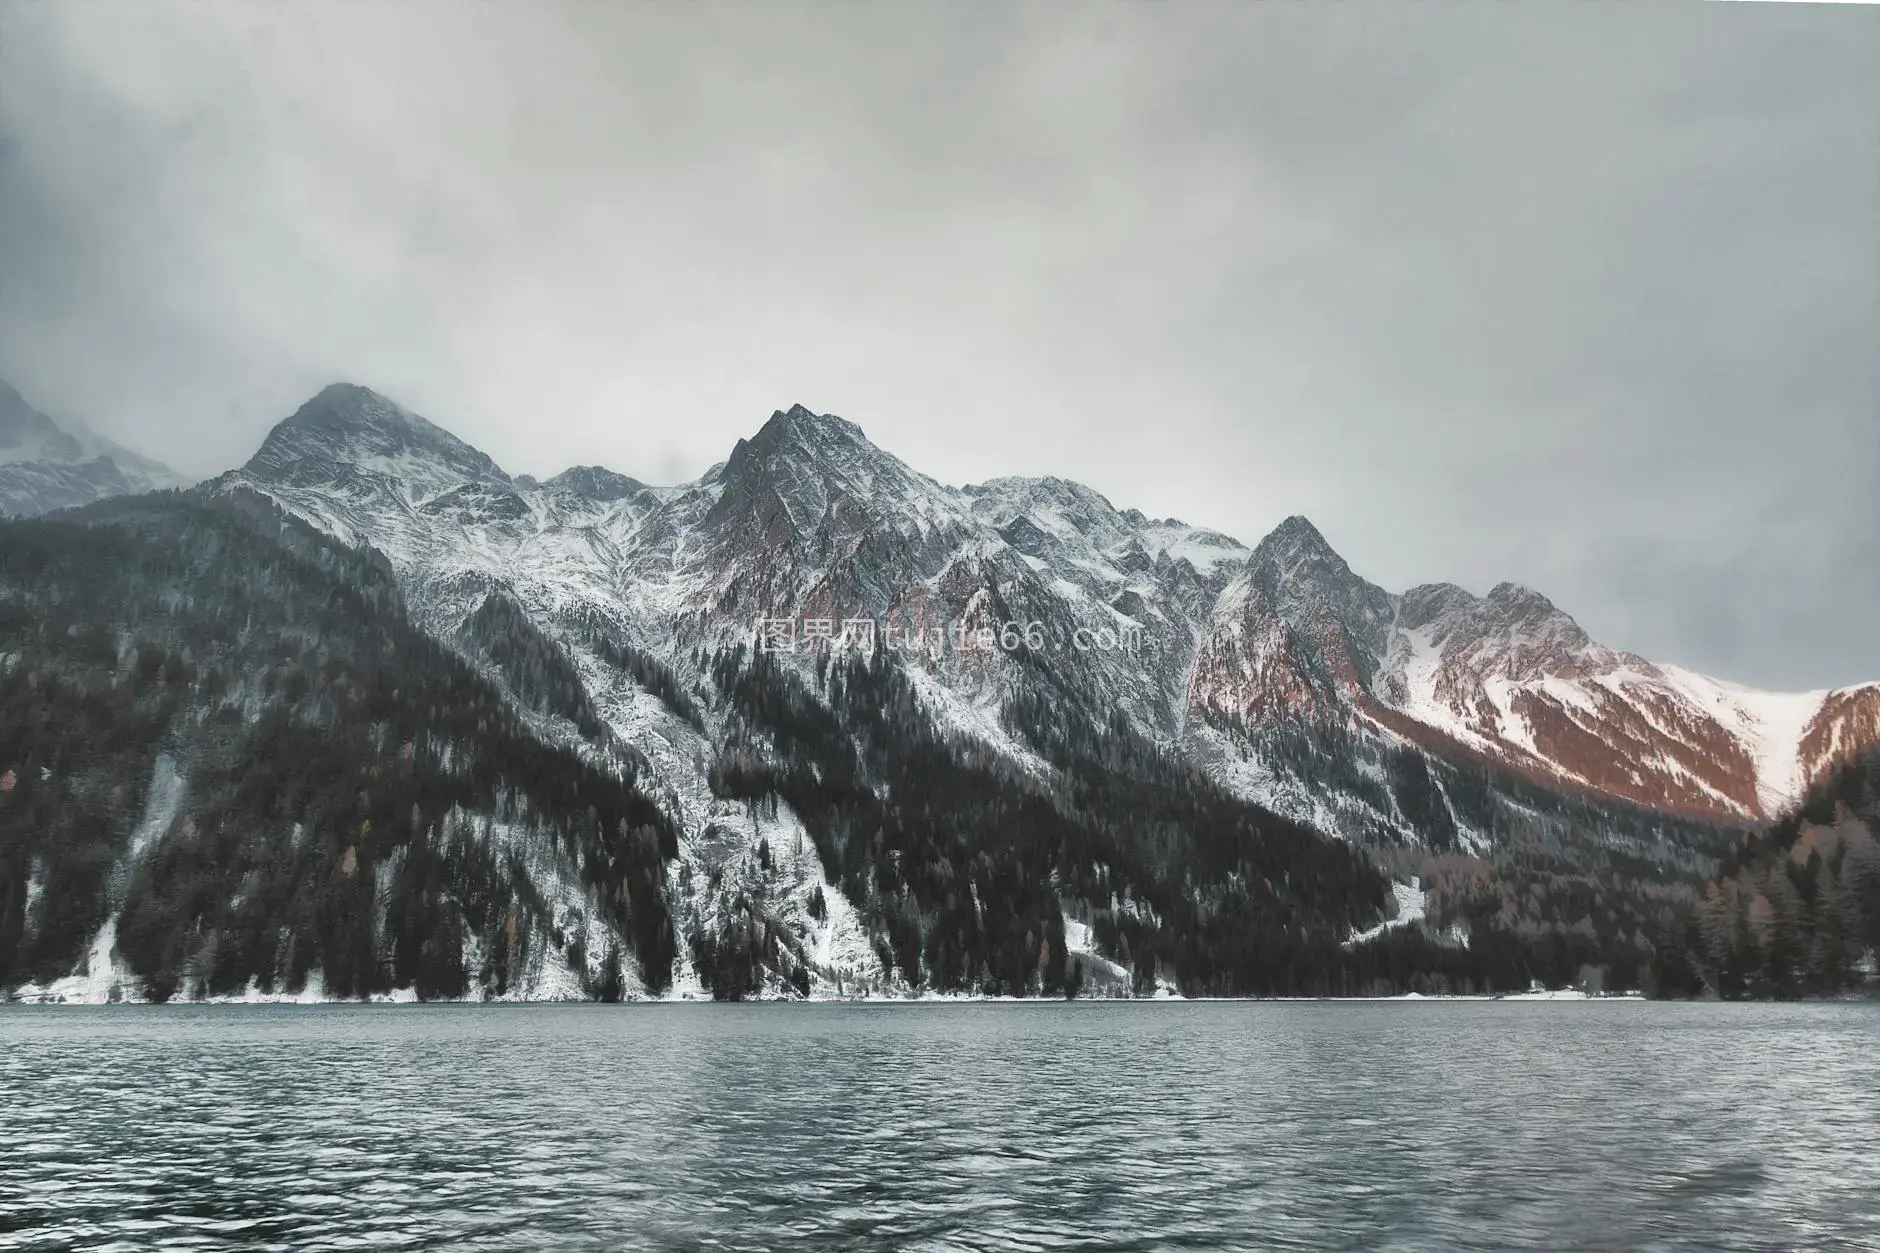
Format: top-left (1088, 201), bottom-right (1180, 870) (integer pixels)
top-left (0, 2), bottom-right (1874, 689)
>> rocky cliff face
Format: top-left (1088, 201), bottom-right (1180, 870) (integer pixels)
top-left (1187, 533), bottom-right (1875, 826)
top-left (223, 383), bottom-right (1874, 842)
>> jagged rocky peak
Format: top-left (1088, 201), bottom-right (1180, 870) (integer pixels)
top-left (1250, 514), bottom-right (1344, 571)
top-left (1188, 515), bottom-right (1398, 722)
top-left (1485, 580), bottom-right (1565, 623)
top-left (711, 401), bottom-right (961, 533)
top-left (962, 476), bottom-right (1247, 590)
top-left (245, 383), bottom-right (509, 486)
top-left (723, 403), bottom-right (880, 480)
top-left (1396, 581), bottom-right (1474, 630)
top-left (1243, 515), bottom-right (1391, 627)
top-left (982, 474), bottom-right (1122, 520)
top-left (683, 402), bottom-right (977, 624)
top-left (763, 402), bottom-right (870, 444)
top-left (723, 404), bottom-right (872, 486)
top-left (963, 475), bottom-right (1140, 550)
top-left (544, 464), bottom-right (650, 502)
top-left (1399, 579), bottom-right (1598, 671)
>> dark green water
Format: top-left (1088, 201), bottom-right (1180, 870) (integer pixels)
top-left (2, 1001), bottom-right (1876, 1251)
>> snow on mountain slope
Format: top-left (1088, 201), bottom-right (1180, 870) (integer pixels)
top-left (1370, 582), bottom-right (1877, 819)
top-left (1187, 516), bottom-right (1394, 723)
top-left (223, 382), bottom-right (1878, 862)
top-left (219, 388), bottom-right (1242, 992)
top-left (1656, 667), bottom-right (1837, 815)
top-left (1798, 685), bottom-right (1880, 789)
top-left (0, 376), bottom-right (185, 517)
top-left (1189, 537), bottom-right (1876, 825)
top-left (247, 382), bottom-right (508, 492)
top-left (963, 475), bottom-right (1246, 638)
top-left (226, 389), bottom-right (1237, 741)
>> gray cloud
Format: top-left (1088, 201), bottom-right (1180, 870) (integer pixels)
top-left (0, 1), bottom-right (1874, 688)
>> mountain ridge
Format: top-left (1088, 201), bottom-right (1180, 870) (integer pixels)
top-left (0, 377), bottom-right (186, 518)
top-left (7, 378), bottom-right (1870, 1003)
top-left (220, 382), bottom-right (1875, 828)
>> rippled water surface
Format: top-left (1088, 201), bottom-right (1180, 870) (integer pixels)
top-left (3, 1001), bottom-right (1878, 1251)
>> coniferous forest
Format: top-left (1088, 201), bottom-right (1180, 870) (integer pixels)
top-left (0, 491), bottom-right (676, 1000)
top-left (0, 487), bottom-right (1864, 1002)
top-left (1655, 748), bottom-right (1880, 999)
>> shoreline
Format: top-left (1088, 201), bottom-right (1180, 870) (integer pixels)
top-left (2, 988), bottom-right (1650, 1008)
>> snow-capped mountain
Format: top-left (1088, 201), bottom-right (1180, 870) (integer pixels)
top-left (203, 387), bottom-right (1338, 996)
top-left (12, 378), bottom-right (1873, 1003)
top-left (227, 383), bottom-right (1875, 839)
top-left (1371, 582), bottom-right (1866, 820)
top-left (1186, 521), bottom-right (1878, 827)
top-left (0, 377), bottom-right (185, 516)
top-left (1187, 515), bottom-right (1395, 723)
top-left (224, 390), bottom-right (1242, 755)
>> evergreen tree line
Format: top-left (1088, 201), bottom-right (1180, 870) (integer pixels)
top-left (699, 627), bottom-right (1744, 998)
top-left (1655, 749), bottom-right (1880, 998)
top-left (585, 628), bottom-right (707, 732)
top-left (456, 590), bottom-right (605, 739)
top-left (0, 485), bottom-right (1783, 1002)
top-left (706, 642), bottom-right (1412, 996)
top-left (707, 644), bottom-right (1072, 994)
top-left (0, 492), bottom-right (678, 1000)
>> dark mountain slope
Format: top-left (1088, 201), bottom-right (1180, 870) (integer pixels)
top-left (704, 641), bottom-right (1397, 998)
top-left (1666, 748), bottom-right (1880, 999)
top-left (0, 489), bottom-right (676, 1001)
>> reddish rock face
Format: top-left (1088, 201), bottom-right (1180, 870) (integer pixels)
top-left (1801, 687), bottom-right (1880, 787)
top-left (1187, 516), bottom-right (1394, 724)
top-left (1187, 520), bottom-right (1879, 824)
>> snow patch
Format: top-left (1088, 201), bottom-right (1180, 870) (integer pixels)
top-left (1658, 665), bottom-right (1831, 813)
top-left (1346, 879), bottom-right (1427, 947)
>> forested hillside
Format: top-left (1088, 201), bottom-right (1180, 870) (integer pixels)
top-left (704, 644), bottom-right (1396, 996)
top-left (1204, 705), bottom-right (1739, 995)
top-left (0, 490), bottom-right (677, 1001)
top-left (0, 472), bottom-right (1807, 1003)
top-left (0, 480), bottom-right (1747, 1001)
top-left (1659, 748), bottom-right (1880, 998)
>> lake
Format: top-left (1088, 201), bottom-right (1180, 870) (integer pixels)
top-left (2, 1001), bottom-right (1876, 1251)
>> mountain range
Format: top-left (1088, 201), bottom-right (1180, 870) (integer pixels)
top-left (1, 378), bottom-right (1874, 1002)
top-left (232, 383), bottom-right (1877, 828)
top-left (0, 379), bottom-right (185, 518)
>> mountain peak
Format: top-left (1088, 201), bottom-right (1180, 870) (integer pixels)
top-left (701, 403), bottom-right (970, 581)
top-left (1476, 582), bottom-right (1590, 647)
top-left (964, 475), bottom-right (1126, 524)
top-left (244, 383), bottom-right (508, 487)
top-left (544, 464), bottom-right (649, 502)
top-left (1403, 579), bottom-right (1585, 645)
top-left (1256, 514), bottom-right (1334, 557)
top-left (0, 376), bottom-right (182, 516)
top-left (309, 381), bottom-right (386, 409)
top-left (0, 376), bottom-right (73, 458)
top-left (755, 404), bottom-right (871, 448)
top-left (1486, 581), bottom-right (1556, 615)
top-left (1249, 515), bottom-right (1353, 584)
top-left (718, 405), bottom-right (893, 488)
